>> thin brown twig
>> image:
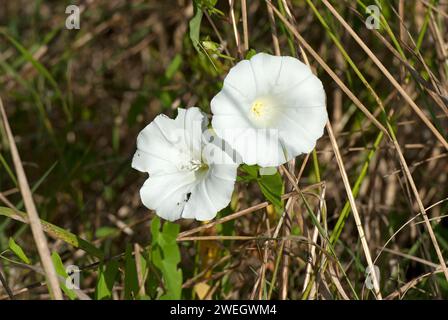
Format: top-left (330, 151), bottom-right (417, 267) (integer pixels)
top-left (266, 1), bottom-right (281, 56)
top-left (270, 0), bottom-right (448, 293)
top-left (241, 0), bottom-right (249, 52)
top-left (0, 264), bottom-right (14, 300)
top-left (389, 136), bottom-right (448, 283)
top-left (379, 247), bottom-right (440, 269)
top-left (229, 0), bottom-right (242, 58)
top-left (386, 269), bottom-right (443, 300)
top-left (321, 0), bottom-right (448, 151)
top-left (267, 2), bottom-right (390, 140)
top-left (326, 122), bottom-right (382, 299)
top-left (177, 235), bottom-right (256, 241)
top-left (0, 96), bottom-right (63, 300)
top-left (177, 184), bottom-right (322, 240)
top-left (419, 0), bottom-right (448, 19)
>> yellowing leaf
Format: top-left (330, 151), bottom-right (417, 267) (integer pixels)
top-left (194, 282), bottom-right (211, 300)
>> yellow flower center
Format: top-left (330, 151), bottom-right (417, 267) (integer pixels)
top-left (249, 97), bottom-right (279, 127)
top-left (251, 100), bottom-right (266, 118)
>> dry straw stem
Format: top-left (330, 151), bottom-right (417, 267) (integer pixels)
top-left (311, 0), bottom-right (448, 283)
top-left (266, 1), bottom-right (281, 56)
top-left (267, 2), bottom-right (390, 140)
top-left (274, 0), bottom-right (384, 299)
top-left (302, 185), bottom-right (325, 295)
top-left (176, 193), bottom-right (299, 240)
top-left (134, 243), bottom-right (147, 297)
top-left (326, 122), bottom-right (382, 299)
top-left (266, 11), bottom-right (293, 299)
top-left (228, 0), bottom-right (242, 58)
top-left (178, 235), bottom-right (257, 241)
top-left (321, 0), bottom-right (448, 283)
top-left (420, 0), bottom-right (448, 19)
top-left (386, 268), bottom-right (444, 300)
top-left (320, 0), bottom-right (448, 151)
top-left (0, 97), bottom-right (63, 300)
top-left (280, 166), bottom-right (359, 299)
top-left (241, 0), bottom-right (249, 52)
top-left (270, 1), bottom-right (381, 298)
top-left (270, 0), bottom-right (448, 292)
top-left (390, 136), bottom-right (448, 282)
top-left (280, 162), bottom-right (297, 299)
top-left (0, 265), bottom-right (14, 300)
top-left (374, 198), bottom-right (448, 266)
top-left (177, 184), bottom-right (322, 240)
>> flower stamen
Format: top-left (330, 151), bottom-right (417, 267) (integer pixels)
top-left (251, 100), bottom-right (265, 118)
top-left (179, 159), bottom-right (208, 172)
top-left (249, 97), bottom-right (279, 127)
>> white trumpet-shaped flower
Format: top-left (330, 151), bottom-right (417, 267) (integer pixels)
top-left (211, 53), bottom-right (328, 167)
top-left (132, 107), bottom-right (238, 221)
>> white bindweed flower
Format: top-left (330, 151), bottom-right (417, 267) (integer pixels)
top-left (132, 107), bottom-right (238, 221)
top-left (211, 52), bottom-right (328, 167)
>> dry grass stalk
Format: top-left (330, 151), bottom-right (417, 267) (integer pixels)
top-left (0, 96), bottom-right (63, 300)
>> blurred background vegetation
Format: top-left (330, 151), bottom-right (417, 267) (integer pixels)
top-left (0, 0), bottom-right (447, 300)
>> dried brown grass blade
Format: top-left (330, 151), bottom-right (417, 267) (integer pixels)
top-left (177, 184), bottom-right (322, 240)
top-left (0, 96), bottom-right (63, 300)
top-left (267, 2), bottom-right (390, 140)
top-left (326, 122), bottom-right (382, 299)
top-left (321, 0), bottom-right (448, 151)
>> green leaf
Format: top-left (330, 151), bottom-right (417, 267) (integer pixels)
top-left (258, 169), bottom-right (284, 211)
top-left (245, 48), bottom-right (257, 59)
top-left (188, 0), bottom-right (220, 54)
top-left (51, 252), bottom-right (77, 300)
top-left (95, 260), bottom-right (119, 300)
top-left (239, 165), bottom-right (284, 211)
top-left (164, 54), bottom-right (182, 80)
top-left (149, 217), bottom-right (183, 299)
top-left (0, 152), bottom-right (17, 186)
top-left (189, 2), bottom-right (203, 52)
top-left (95, 226), bottom-right (117, 239)
top-left (0, 30), bottom-right (71, 122)
top-left (239, 164), bottom-right (259, 182)
top-left (151, 216), bottom-right (161, 242)
top-left (8, 237), bottom-right (30, 264)
top-left (0, 207), bottom-right (104, 259)
top-left (124, 244), bottom-right (139, 300)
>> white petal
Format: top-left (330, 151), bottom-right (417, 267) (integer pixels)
top-left (255, 129), bottom-right (289, 167)
top-left (249, 53), bottom-right (283, 96)
top-left (277, 75), bottom-right (326, 108)
top-left (139, 171), bottom-right (196, 221)
top-left (272, 56), bottom-right (313, 94)
top-left (133, 107), bottom-right (239, 222)
top-left (276, 111), bottom-right (318, 156)
top-left (132, 107), bottom-right (206, 174)
top-left (174, 107), bottom-right (207, 157)
top-left (202, 135), bottom-right (240, 166)
top-left (211, 82), bottom-right (252, 117)
top-left (210, 127), bottom-right (286, 167)
top-left (181, 136), bottom-right (238, 220)
top-left (211, 111), bottom-right (252, 148)
top-left (211, 53), bottom-right (327, 166)
top-left (222, 59), bottom-right (258, 101)
top-left (182, 164), bottom-right (237, 221)
top-left (131, 117), bottom-right (181, 174)
top-left (275, 77), bottom-right (327, 156)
